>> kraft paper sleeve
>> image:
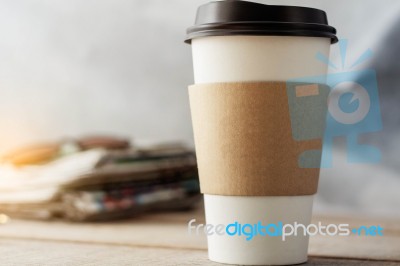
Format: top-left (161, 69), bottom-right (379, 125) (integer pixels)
top-left (188, 82), bottom-right (328, 196)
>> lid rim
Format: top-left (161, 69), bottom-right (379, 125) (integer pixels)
top-left (185, 22), bottom-right (338, 44)
top-left (187, 21), bottom-right (337, 33)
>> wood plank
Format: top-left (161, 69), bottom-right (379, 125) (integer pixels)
top-left (0, 207), bottom-right (399, 262)
top-left (0, 238), bottom-right (399, 266)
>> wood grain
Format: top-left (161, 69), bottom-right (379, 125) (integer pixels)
top-left (0, 205), bottom-right (399, 265)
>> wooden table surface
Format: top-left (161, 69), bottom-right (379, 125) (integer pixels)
top-left (0, 203), bottom-right (399, 265)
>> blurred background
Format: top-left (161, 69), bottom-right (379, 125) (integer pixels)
top-left (0, 0), bottom-right (399, 220)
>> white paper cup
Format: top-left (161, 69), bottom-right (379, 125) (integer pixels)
top-left (186, 1), bottom-right (336, 264)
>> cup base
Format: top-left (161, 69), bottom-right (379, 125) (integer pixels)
top-left (204, 194), bottom-right (314, 265)
top-left (209, 256), bottom-right (308, 266)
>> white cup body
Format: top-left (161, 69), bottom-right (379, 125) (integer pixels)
top-left (191, 35), bottom-right (330, 265)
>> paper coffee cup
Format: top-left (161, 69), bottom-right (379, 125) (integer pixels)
top-left (186, 1), bottom-right (337, 265)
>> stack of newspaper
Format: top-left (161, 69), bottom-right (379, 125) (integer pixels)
top-left (0, 137), bottom-right (200, 221)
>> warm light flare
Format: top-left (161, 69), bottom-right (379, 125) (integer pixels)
top-left (0, 213), bottom-right (10, 224)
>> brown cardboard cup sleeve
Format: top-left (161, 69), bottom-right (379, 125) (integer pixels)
top-left (189, 82), bottom-right (325, 197)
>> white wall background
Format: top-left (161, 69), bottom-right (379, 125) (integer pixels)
top-left (0, 0), bottom-right (203, 151)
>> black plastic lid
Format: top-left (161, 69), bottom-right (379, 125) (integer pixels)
top-left (185, 0), bottom-right (338, 44)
